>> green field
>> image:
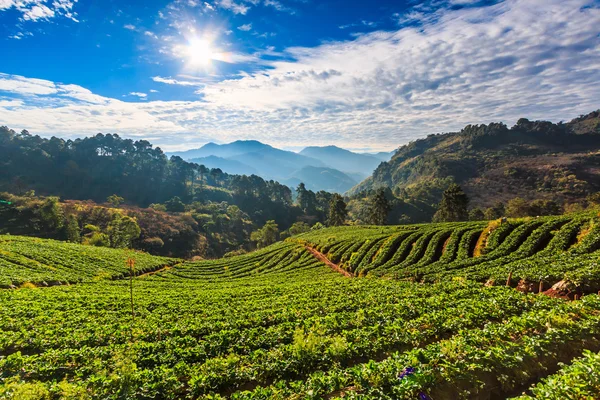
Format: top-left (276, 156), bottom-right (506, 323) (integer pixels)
top-left (2, 212), bottom-right (600, 399)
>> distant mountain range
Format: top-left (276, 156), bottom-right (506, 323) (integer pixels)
top-left (168, 141), bottom-right (394, 193)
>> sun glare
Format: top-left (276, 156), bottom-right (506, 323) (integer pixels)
top-left (187, 37), bottom-right (214, 66)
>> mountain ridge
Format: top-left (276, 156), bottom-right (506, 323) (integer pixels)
top-left (169, 141), bottom-right (387, 193)
top-left (348, 110), bottom-right (600, 208)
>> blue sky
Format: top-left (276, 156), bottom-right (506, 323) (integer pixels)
top-left (0, 0), bottom-right (599, 151)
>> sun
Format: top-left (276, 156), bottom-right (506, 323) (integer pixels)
top-left (187, 37), bottom-right (214, 66)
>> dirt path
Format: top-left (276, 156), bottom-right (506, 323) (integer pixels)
top-left (304, 246), bottom-right (353, 278)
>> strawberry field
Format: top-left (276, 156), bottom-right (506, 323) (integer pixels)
top-left (2, 212), bottom-right (600, 399)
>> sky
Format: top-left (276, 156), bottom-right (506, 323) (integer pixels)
top-left (0, 0), bottom-right (599, 152)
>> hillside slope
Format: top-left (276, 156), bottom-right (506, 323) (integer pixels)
top-left (3, 214), bottom-right (600, 398)
top-left (349, 110), bottom-right (600, 207)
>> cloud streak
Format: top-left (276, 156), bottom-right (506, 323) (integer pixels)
top-left (1, 0), bottom-right (600, 151)
top-left (1, 0), bottom-right (78, 25)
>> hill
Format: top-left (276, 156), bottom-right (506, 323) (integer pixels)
top-left (2, 212), bottom-right (600, 398)
top-left (229, 146), bottom-right (326, 180)
top-left (349, 110), bottom-right (600, 208)
top-left (171, 140), bottom-right (390, 192)
top-left (282, 165), bottom-right (357, 193)
top-left (299, 145), bottom-right (384, 179)
top-left (188, 155), bottom-right (259, 176)
top-left (167, 140), bottom-right (269, 159)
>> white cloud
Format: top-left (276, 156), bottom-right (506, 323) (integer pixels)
top-left (237, 23), bottom-right (252, 31)
top-left (22, 4), bottom-right (54, 21)
top-left (152, 76), bottom-right (202, 86)
top-left (124, 24), bottom-right (136, 30)
top-left (217, 0), bottom-right (249, 14)
top-left (1, 0), bottom-right (78, 25)
top-left (0, 0), bottom-right (15, 10)
top-left (263, 0), bottom-right (293, 13)
top-left (150, 89), bottom-right (159, 93)
top-left (1, 0), bottom-right (600, 151)
top-left (0, 73), bottom-right (58, 95)
top-left (129, 92), bottom-right (148, 98)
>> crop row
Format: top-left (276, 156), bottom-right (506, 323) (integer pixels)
top-left (0, 235), bottom-right (177, 288)
top-left (510, 349), bottom-right (600, 400)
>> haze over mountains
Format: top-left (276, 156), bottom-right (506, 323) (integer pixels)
top-left (168, 141), bottom-right (393, 193)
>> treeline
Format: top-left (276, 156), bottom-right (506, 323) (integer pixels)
top-left (348, 183), bottom-right (600, 225)
top-left (0, 127), bottom-right (295, 224)
top-left (0, 128), bottom-right (345, 257)
top-left (0, 127), bottom-right (360, 257)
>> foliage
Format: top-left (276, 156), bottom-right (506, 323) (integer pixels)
top-left (2, 230), bottom-right (600, 398)
top-left (327, 193), bottom-right (347, 226)
top-left (107, 215), bottom-right (141, 249)
top-left (164, 196), bottom-right (185, 212)
top-left (368, 188), bottom-right (391, 225)
top-left (106, 194), bottom-right (124, 207)
top-left (250, 220), bottom-right (280, 248)
top-left (349, 110), bottom-right (600, 213)
top-left (432, 183), bottom-right (469, 222)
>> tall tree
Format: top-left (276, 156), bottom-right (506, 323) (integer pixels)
top-left (296, 183), bottom-right (317, 214)
top-left (368, 188), bottom-right (391, 225)
top-left (328, 194), bottom-right (348, 226)
top-left (432, 184), bottom-right (469, 222)
top-left (250, 220), bottom-right (279, 248)
top-left (506, 197), bottom-right (531, 218)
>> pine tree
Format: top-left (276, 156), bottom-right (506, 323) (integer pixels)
top-left (368, 188), bottom-right (391, 225)
top-left (433, 184), bottom-right (469, 222)
top-left (328, 194), bottom-right (348, 226)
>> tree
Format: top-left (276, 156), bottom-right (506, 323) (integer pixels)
top-left (37, 197), bottom-right (64, 231)
top-left (368, 188), bottom-right (392, 225)
top-left (328, 194), bottom-right (348, 226)
top-left (107, 215), bottom-right (141, 248)
top-left (469, 208), bottom-right (485, 221)
top-left (530, 199), bottom-right (561, 216)
top-left (288, 221), bottom-right (311, 236)
top-left (506, 197), bottom-right (531, 218)
top-left (65, 215), bottom-right (80, 243)
top-left (250, 220), bottom-right (279, 248)
top-left (432, 184), bottom-right (469, 222)
top-left (106, 194), bottom-right (125, 207)
top-left (311, 222), bottom-right (325, 230)
top-left (165, 196), bottom-right (185, 212)
top-left (296, 183), bottom-right (317, 214)
top-left (588, 192), bottom-right (600, 206)
top-left (484, 202), bottom-right (505, 220)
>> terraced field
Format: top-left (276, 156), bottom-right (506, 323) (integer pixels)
top-left (295, 211), bottom-right (600, 297)
top-left (1, 212), bottom-right (600, 399)
top-left (0, 235), bottom-right (178, 288)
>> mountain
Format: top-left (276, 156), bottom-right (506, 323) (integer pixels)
top-left (171, 140), bottom-right (361, 192)
top-left (299, 146), bottom-right (383, 179)
top-left (349, 110), bottom-right (600, 208)
top-left (282, 166), bottom-right (358, 193)
top-left (188, 156), bottom-right (259, 176)
top-left (229, 147), bottom-right (325, 180)
top-left (168, 140), bottom-right (270, 160)
top-left (368, 151), bottom-right (395, 161)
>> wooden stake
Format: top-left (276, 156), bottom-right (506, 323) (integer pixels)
top-left (506, 271), bottom-right (512, 286)
top-left (574, 294), bottom-right (580, 301)
top-left (538, 280), bottom-right (544, 294)
top-left (127, 257), bottom-right (135, 324)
